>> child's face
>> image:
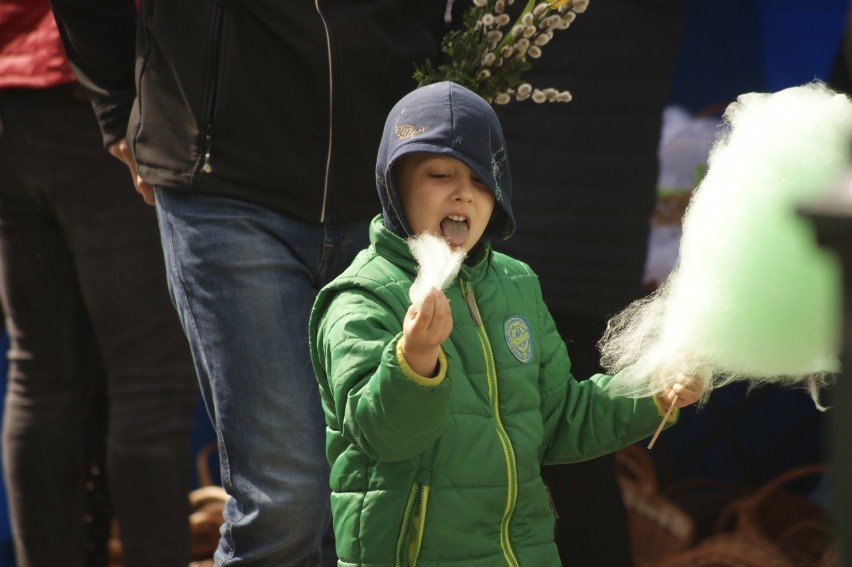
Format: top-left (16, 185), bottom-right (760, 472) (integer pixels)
top-left (396, 153), bottom-right (495, 252)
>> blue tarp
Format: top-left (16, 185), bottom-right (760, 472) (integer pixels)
top-left (670, 0), bottom-right (849, 112)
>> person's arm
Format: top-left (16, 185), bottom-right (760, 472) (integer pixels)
top-left (50, 0), bottom-right (154, 202)
top-left (49, 0), bottom-right (137, 148)
top-left (314, 288), bottom-right (452, 462)
top-left (534, 297), bottom-right (677, 463)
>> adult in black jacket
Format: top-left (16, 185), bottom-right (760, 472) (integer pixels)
top-left (495, 1), bottom-right (684, 565)
top-left (48, 1), bottom-right (449, 565)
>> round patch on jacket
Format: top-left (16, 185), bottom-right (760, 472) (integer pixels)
top-left (504, 316), bottom-right (533, 364)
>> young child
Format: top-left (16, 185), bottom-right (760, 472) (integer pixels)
top-left (308, 81), bottom-right (702, 567)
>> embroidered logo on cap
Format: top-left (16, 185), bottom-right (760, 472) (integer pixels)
top-left (504, 316), bottom-right (533, 364)
top-left (393, 108), bottom-right (428, 140)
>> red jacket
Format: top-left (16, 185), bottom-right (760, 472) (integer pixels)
top-left (0, 0), bottom-right (75, 89)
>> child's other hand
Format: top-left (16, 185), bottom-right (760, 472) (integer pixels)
top-left (655, 373), bottom-right (704, 409)
top-left (400, 287), bottom-right (453, 377)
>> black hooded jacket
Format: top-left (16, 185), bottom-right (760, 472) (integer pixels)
top-left (49, 0), bottom-right (449, 224)
top-left (494, 0), bottom-right (683, 319)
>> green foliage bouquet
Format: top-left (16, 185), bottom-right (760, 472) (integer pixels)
top-left (414, 0), bottom-right (589, 104)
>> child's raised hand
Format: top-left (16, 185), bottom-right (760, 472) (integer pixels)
top-left (400, 287), bottom-right (453, 378)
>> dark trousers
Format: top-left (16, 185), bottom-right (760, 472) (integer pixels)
top-left (542, 311), bottom-right (635, 567)
top-left (0, 84), bottom-right (199, 567)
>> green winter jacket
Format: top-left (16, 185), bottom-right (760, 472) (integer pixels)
top-left (309, 216), bottom-right (674, 567)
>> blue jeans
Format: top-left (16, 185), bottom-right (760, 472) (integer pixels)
top-left (155, 189), bottom-right (369, 567)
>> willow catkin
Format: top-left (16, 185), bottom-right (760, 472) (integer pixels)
top-left (599, 82), bottom-right (852, 409)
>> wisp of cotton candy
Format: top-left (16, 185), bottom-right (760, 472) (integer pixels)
top-left (408, 232), bottom-right (466, 309)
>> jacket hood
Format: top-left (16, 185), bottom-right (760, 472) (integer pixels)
top-left (375, 81), bottom-right (515, 241)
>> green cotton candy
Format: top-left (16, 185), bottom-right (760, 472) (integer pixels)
top-left (600, 82), bottom-right (852, 407)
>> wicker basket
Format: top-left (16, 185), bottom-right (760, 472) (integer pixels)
top-left (615, 445), bottom-right (697, 566)
top-left (661, 477), bottom-right (748, 540)
top-left (653, 532), bottom-right (796, 567)
top-left (819, 543), bottom-right (841, 567)
top-left (713, 463), bottom-right (834, 567)
top-left (189, 485), bottom-right (227, 561)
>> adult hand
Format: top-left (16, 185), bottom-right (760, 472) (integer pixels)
top-left (400, 287), bottom-right (453, 378)
top-left (107, 138), bottom-right (156, 205)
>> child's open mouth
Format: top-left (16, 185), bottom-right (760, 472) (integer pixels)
top-left (440, 215), bottom-right (469, 247)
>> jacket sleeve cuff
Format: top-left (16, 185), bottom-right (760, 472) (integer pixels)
top-left (652, 395), bottom-right (679, 423)
top-left (91, 91), bottom-right (136, 148)
top-left (396, 341), bottom-right (448, 386)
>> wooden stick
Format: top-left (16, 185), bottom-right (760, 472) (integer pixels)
top-left (647, 395), bottom-right (679, 450)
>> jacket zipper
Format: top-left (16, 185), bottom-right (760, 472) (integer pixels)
top-left (314, 0), bottom-right (333, 222)
top-left (460, 280), bottom-right (520, 567)
top-left (395, 479), bottom-right (430, 566)
top-left (200, 1), bottom-right (226, 174)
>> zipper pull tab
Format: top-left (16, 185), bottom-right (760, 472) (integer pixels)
top-left (202, 150), bottom-right (212, 173)
top-left (465, 285), bottom-right (481, 327)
